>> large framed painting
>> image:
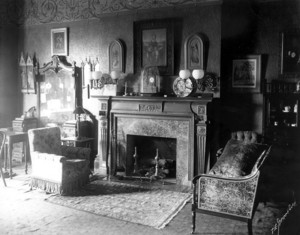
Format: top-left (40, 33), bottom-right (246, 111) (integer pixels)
top-left (109, 39), bottom-right (124, 73)
top-left (184, 33), bottom-right (204, 70)
top-left (232, 55), bottom-right (261, 93)
top-left (280, 29), bottom-right (300, 79)
top-left (134, 19), bottom-right (174, 75)
top-left (51, 28), bottom-right (68, 56)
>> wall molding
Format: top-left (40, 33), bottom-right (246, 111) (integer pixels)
top-left (0, 0), bottom-right (222, 26)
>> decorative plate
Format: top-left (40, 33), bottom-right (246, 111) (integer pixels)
top-left (172, 77), bottom-right (195, 97)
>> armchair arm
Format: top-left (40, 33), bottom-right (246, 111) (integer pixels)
top-left (31, 151), bottom-right (67, 163)
top-left (192, 172), bottom-right (260, 218)
top-left (192, 170), bottom-right (259, 185)
top-left (60, 145), bottom-right (91, 161)
top-left (256, 145), bottom-right (272, 170)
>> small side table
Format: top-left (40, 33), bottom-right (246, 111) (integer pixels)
top-left (61, 137), bottom-right (94, 173)
top-left (0, 128), bottom-right (28, 179)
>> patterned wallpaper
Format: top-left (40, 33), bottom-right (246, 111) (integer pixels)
top-left (0, 0), bottom-right (219, 26)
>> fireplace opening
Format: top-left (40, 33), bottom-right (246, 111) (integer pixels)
top-left (126, 135), bottom-right (177, 181)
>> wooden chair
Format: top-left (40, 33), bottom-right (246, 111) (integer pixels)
top-left (191, 131), bottom-right (271, 235)
top-left (0, 131), bottom-right (7, 187)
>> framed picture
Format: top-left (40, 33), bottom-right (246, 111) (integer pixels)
top-left (184, 33), bottom-right (204, 70)
top-left (20, 53), bottom-right (27, 93)
top-left (232, 55), bottom-right (261, 93)
top-left (109, 39), bottom-right (124, 72)
top-left (26, 56), bottom-right (36, 93)
top-left (20, 53), bottom-right (36, 94)
top-left (280, 29), bottom-right (300, 79)
top-left (134, 19), bottom-right (174, 75)
top-left (51, 28), bottom-right (68, 56)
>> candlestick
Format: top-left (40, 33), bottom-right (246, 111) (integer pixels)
top-left (123, 82), bottom-right (128, 96)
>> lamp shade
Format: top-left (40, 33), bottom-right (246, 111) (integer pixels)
top-left (110, 70), bottom-right (121, 80)
top-left (192, 69), bottom-right (205, 80)
top-left (91, 71), bottom-right (102, 80)
top-left (179, 69), bottom-right (191, 79)
top-left (73, 106), bottom-right (86, 115)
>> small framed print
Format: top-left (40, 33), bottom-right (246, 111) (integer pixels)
top-left (109, 39), bottom-right (124, 72)
top-left (232, 55), bottom-right (261, 93)
top-left (20, 53), bottom-right (36, 94)
top-left (26, 56), bottom-right (36, 94)
top-left (184, 33), bottom-right (204, 70)
top-left (51, 28), bottom-right (68, 56)
top-left (20, 53), bottom-right (27, 93)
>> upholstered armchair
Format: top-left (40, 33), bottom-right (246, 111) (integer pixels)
top-left (28, 127), bottom-right (91, 195)
top-left (191, 131), bottom-right (271, 235)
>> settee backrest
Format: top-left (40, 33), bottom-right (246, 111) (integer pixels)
top-left (209, 131), bottom-right (270, 178)
top-left (28, 127), bottom-right (62, 155)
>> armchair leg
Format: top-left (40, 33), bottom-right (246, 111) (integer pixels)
top-left (0, 166), bottom-right (6, 187)
top-left (247, 219), bottom-right (253, 235)
top-left (191, 208), bottom-right (196, 234)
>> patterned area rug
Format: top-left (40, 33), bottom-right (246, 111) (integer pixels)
top-left (45, 180), bottom-right (192, 229)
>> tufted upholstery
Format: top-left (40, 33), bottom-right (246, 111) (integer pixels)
top-left (209, 139), bottom-right (268, 177)
top-left (231, 131), bottom-right (258, 144)
top-left (28, 127), bottom-right (91, 195)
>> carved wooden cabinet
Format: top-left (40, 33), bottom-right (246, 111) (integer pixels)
top-left (264, 81), bottom-right (300, 149)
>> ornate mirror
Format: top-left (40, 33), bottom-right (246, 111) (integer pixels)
top-left (36, 56), bottom-right (78, 126)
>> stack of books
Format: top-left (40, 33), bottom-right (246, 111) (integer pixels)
top-left (12, 117), bottom-right (38, 132)
top-left (62, 120), bottom-right (77, 138)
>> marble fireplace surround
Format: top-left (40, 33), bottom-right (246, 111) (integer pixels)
top-left (97, 96), bottom-right (212, 187)
top-left (115, 114), bottom-right (192, 186)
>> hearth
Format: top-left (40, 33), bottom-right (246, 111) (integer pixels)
top-left (95, 96), bottom-right (212, 186)
top-left (126, 135), bottom-right (177, 180)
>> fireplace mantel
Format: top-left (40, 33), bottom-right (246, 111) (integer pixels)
top-left (95, 96), bottom-right (212, 186)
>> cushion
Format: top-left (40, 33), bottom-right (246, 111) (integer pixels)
top-left (209, 139), bottom-right (268, 177)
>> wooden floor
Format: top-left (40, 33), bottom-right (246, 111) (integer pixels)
top-left (0, 159), bottom-right (300, 235)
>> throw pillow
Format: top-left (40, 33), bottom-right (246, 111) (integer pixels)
top-left (209, 139), bottom-right (268, 177)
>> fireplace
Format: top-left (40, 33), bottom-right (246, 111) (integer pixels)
top-left (126, 135), bottom-right (177, 180)
top-left (95, 96), bottom-right (212, 187)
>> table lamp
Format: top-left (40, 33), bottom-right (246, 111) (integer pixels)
top-left (179, 69), bottom-right (191, 80)
top-left (192, 69), bottom-right (205, 80)
top-left (110, 70), bottom-right (121, 84)
top-left (73, 106), bottom-right (86, 139)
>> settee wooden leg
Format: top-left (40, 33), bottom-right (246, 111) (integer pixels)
top-left (247, 219), bottom-right (253, 235)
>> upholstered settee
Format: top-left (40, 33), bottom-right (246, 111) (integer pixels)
top-left (191, 131), bottom-right (271, 235)
top-left (28, 127), bottom-right (91, 195)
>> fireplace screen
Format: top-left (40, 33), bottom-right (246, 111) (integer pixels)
top-left (126, 135), bottom-right (177, 180)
